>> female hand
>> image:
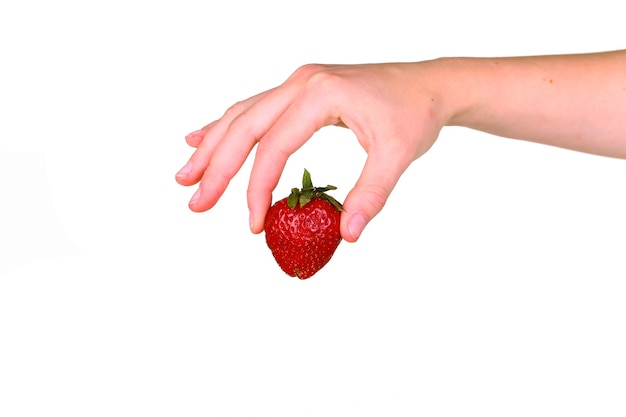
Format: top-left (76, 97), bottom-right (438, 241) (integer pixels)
top-left (175, 62), bottom-right (451, 242)
top-left (176, 50), bottom-right (626, 242)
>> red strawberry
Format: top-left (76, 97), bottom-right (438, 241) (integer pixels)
top-left (264, 169), bottom-right (343, 279)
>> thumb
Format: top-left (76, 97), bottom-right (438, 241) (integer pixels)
top-left (340, 151), bottom-right (410, 242)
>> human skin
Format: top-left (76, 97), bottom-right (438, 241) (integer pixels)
top-left (176, 49), bottom-right (626, 242)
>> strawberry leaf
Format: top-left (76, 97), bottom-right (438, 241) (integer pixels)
top-left (321, 194), bottom-right (344, 211)
top-left (288, 188), bottom-right (300, 209)
top-left (302, 169), bottom-right (313, 190)
top-left (299, 191), bottom-right (312, 207)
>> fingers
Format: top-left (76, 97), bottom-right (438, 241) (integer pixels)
top-left (177, 82), bottom-right (311, 212)
top-left (184, 121), bottom-right (216, 148)
top-left (175, 118), bottom-right (230, 188)
top-left (176, 107), bottom-right (248, 187)
top-left (247, 79), bottom-right (341, 233)
top-left (176, 89), bottom-right (272, 184)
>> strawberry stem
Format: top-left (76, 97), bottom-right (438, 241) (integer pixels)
top-left (287, 169), bottom-right (344, 211)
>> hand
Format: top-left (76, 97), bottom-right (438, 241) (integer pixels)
top-left (176, 51), bottom-right (625, 242)
top-left (175, 62), bottom-right (450, 242)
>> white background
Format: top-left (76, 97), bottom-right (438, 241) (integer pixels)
top-left (1, 1), bottom-right (625, 416)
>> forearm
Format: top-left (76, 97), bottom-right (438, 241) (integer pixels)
top-left (437, 50), bottom-right (626, 158)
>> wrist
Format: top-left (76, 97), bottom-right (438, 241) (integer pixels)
top-left (426, 57), bottom-right (479, 128)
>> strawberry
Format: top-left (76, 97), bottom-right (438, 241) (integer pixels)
top-left (264, 169), bottom-right (343, 279)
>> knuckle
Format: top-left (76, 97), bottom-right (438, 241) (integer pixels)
top-left (255, 138), bottom-right (289, 161)
top-left (290, 63), bottom-right (327, 81)
top-left (362, 184), bottom-right (390, 213)
top-left (228, 109), bottom-right (257, 140)
top-left (305, 69), bottom-right (343, 94)
top-left (223, 99), bottom-right (247, 120)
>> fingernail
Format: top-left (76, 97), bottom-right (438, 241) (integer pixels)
top-left (348, 214), bottom-right (367, 241)
top-left (189, 188), bottom-right (201, 205)
top-left (176, 162), bottom-right (193, 177)
top-left (249, 212), bottom-right (254, 231)
top-left (185, 130), bottom-right (200, 140)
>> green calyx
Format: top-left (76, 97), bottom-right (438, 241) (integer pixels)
top-left (287, 169), bottom-right (344, 211)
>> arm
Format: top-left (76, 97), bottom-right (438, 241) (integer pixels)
top-left (176, 50), bottom-right (626, 242)
top-left (443, 50), bottom-right (626, 158)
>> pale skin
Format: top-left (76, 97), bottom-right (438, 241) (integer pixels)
top-left (176, 49), bottom-right (626, 242)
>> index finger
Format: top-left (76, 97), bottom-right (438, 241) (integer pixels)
top-left (247, 80), bottom-right (342, 233)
